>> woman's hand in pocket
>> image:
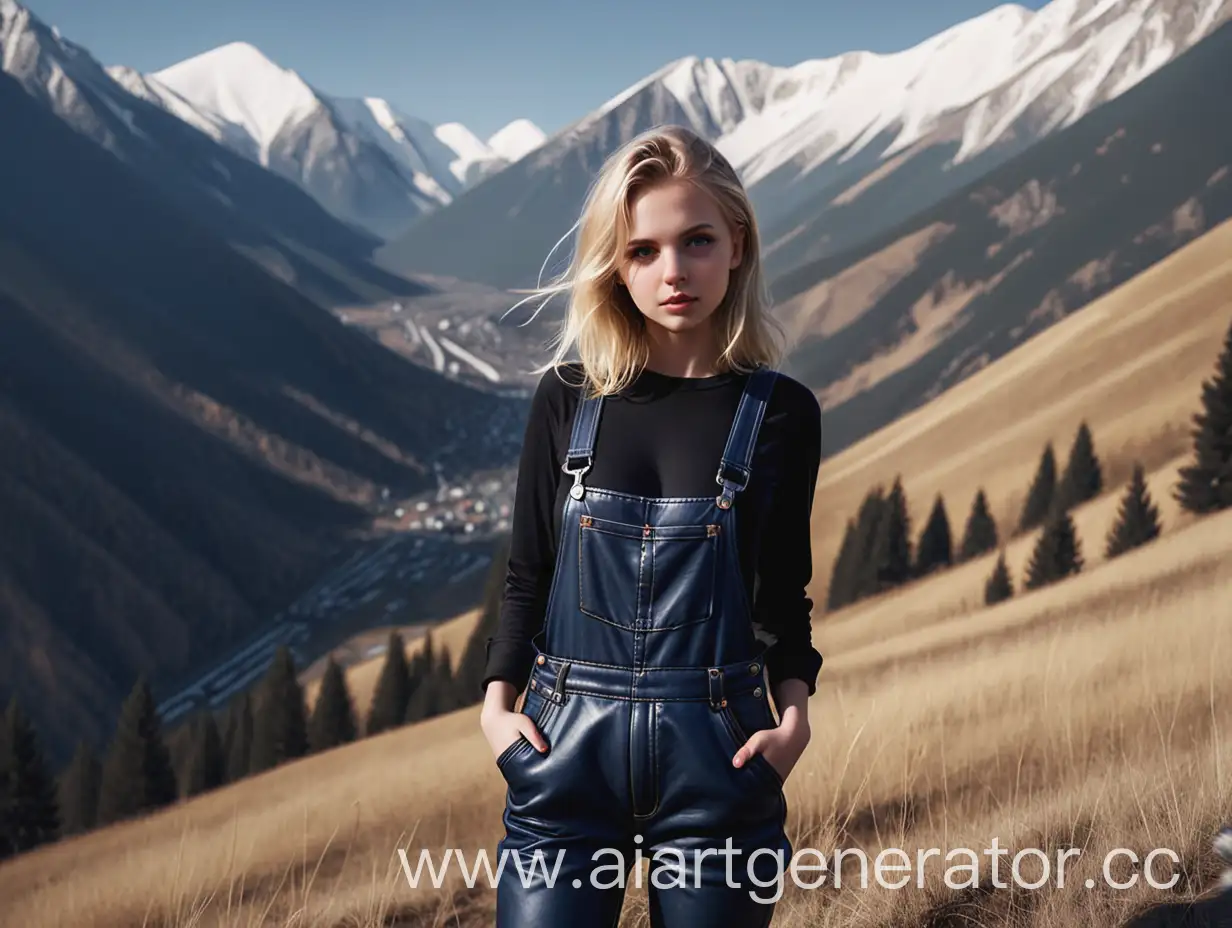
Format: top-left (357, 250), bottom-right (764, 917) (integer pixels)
top-left (732, 721), bottom-right (808, 783)
top-left (732, 679), bottom-right (811, 783)
top-left (481, 697), bottom-right (548, 762)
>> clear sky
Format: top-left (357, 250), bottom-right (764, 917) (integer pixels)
top-left (23, 0), bottom-right (1050, 141)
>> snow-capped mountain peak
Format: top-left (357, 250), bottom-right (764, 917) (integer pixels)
top-left (151, 41), bottom-right (320, 163)
top-left (487, 118), bottom-right (547, 162)
top-left (704, 0), bottom-right (1232, 185)
top-left (106, 38), bottom-right (548, 238)
top-left (435, 121), bottom-right (491, 165)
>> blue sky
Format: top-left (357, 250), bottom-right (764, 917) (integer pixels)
top-left (24, 0), bottom-right (1050, 140)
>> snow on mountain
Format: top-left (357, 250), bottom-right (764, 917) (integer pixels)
top-left (662, 0), bottom-right (1231, 194)
top-left (147, 42), bottom-right (319, 165)
top-left (106, 64), bottom-right (255, 156)
top-left (487, 118), bottom-right (548, 162)
top-left (134, 41), bottom-right (545, 239)
top-left (436, 118), bottom-right (546, 185)
top-left (0, 0), bottom-right (141, 154)
top-left (0, 0), bottom-right (435, 313)
top-left (2, 0), bottom-right (544, 243)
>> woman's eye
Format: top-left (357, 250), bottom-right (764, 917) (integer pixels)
top-left (688, 234), bottom-right (715, 246)
top-left (630, 246), bottom-right (654, 259)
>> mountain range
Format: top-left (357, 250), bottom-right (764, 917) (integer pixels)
top-left (0, 0), bottom-right (428, 308)
top-left (109, 41), bottom-right (546, 241)
top-left (374, 0), bottom-right (1231, 290)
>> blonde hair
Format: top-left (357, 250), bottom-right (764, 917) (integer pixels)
top-left (505, 124), bottom-right (786, 398)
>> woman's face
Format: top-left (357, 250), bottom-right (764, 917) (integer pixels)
top-left (617, 179), bottom-right (744, 338)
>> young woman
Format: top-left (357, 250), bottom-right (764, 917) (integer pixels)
top-left (479, 124), bottom-right (823, 927)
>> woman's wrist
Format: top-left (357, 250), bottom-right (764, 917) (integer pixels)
top-left (772, 678), bottom-right (811, 740)
top-left (482, 679), bottom-right (519, 717)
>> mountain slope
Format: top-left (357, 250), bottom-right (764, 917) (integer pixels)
top-left (375, 0), bottom-right (1230, 291)
top-left (0, 0), bottom-right (424, 308)
top-left (0, 67), bottom-right (526, 762)
top-left (754, 0), bottom-right (1232, 277)
top-left (136, 41), bottom-right (546, 241)
top-left (774, 17), bottom-right (1232, 457)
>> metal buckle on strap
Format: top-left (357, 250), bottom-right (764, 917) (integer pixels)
top-left (563, 458), bottom-right (591, 500)
top-left (715, 461), bottom-right (750, 510)
top-left (715, 461), bottom-right (750, 489)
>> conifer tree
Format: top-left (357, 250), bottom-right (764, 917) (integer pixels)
top-left (405, 633), bottom-right (443, 724)
top-left (1058, 421), bottom-right (1103, 510)
top-left (366, 632), bottom-right (411, 736)
top-left (850, 486), bottom-right (888, 601)
top-left (984, 551), bottom-right (1014, 605)
top-left (308, 656), bottom-right (358, 753)
top-left (0, 699), bottom-right (59, 855)
top-left (1024, 503), bottom-right (1084, 590)
top-left (959, 489), bottom-right (999, 561)
top-left (224, 692), bottom-right (253, 784)
top-left (869, 476), bottom-right (912, 592)
top-left (1174, 319), bottom-right (1232, 515)
top-left (1106, 462), bottom-right (1163, 559)
top-left (436, 644), bottom-right (463, 714)
top-left (914, 494), bottom-right (953, 577)
top-left (1018, 443), bottom-right (1058, 534)
top-left (97, 676), bottom-right (178, 826)
top-left (249, 646), bottom-right (308, 774)
top-left (405, 669), bottom-right (443, 723)
top-left (182, 712), bottom-right (226, 798)
top-left (57, 740), bottom-right (101, 837)
top-left (826, 518), bottom-right (860, 610)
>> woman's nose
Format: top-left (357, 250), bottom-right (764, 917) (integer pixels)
top-left (662, 250), bottom-right (686, 285)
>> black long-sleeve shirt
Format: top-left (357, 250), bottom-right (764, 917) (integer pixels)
top-left (482, 361), bottom-right (824, 697)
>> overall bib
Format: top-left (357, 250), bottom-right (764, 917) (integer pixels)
top-left (494, 364), bottom-right (792, 927)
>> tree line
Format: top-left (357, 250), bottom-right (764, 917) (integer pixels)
top-left (827, 315), bottom-right (1232, 610)
top-left (0, 534), bottom-right (510, 861)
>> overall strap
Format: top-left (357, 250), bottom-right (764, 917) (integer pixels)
top-left (715, 365), bottom-right (778, 510)
top-left (562, 382), bottom-right (604, 500)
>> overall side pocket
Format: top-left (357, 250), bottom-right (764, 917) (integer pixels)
top-left (496, 683), bottom-right (554, 772)
top-left (717, 693), bottom-right (785, 789)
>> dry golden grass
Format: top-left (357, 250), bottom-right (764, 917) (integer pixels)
top-left (2, 222), bottom-right (1230, 927)
top-left (3, 509), bottom-right (1226, 927)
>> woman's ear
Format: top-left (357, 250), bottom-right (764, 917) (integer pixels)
top-left (729, 225), bottom-right (746, 269)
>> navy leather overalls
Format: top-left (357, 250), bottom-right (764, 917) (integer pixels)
top-left (494, 364), bottom-right (791, 927)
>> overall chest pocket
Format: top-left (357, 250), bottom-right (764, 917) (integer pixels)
top-left (577, 514), bottom-right (718, 631)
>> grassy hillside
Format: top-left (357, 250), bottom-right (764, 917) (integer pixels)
top-left (805, 215), bottom-right (1232, 609)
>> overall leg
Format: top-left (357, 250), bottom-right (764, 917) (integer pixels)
top-left (643, 694), bottom-right (791, 928)
top-left (494, 688), bottom-right (634, 928)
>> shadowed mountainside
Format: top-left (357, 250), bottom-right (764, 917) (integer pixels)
top-left (0, 69), bottom-right (527, 762)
